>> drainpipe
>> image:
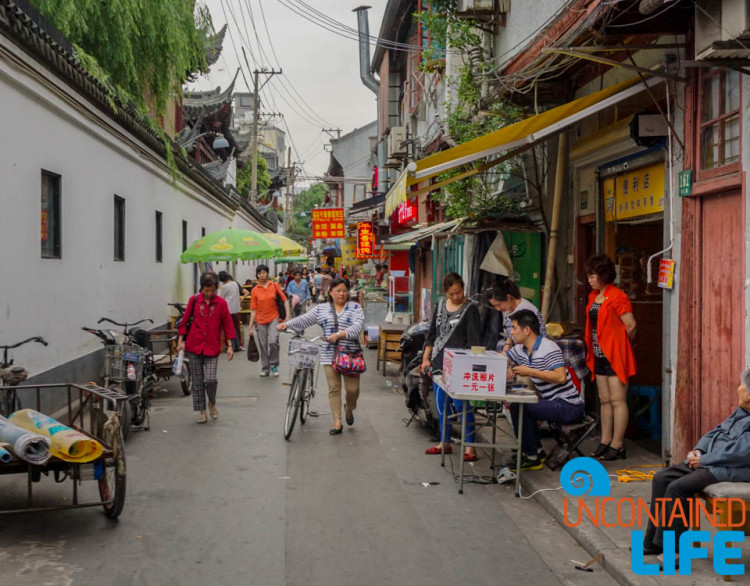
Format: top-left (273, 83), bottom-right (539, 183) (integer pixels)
top-left (354, 6), bottom-right (388, 193)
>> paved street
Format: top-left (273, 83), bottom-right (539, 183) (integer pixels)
top-left (0, 329), bottom-right (615, 586)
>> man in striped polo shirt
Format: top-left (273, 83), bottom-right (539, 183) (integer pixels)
top-left (505, 310), bottom-right (584, 470)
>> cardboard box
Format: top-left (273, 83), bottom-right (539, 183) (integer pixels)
top-left (443, 349), bottom-right (507, 397)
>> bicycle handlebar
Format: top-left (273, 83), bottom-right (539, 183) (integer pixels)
top-left (97, 317), bottom-right (154, 328)
top-left (0, 336), bottom-right (48, 350)
top-left (289, 331), bottom-right (323, 343)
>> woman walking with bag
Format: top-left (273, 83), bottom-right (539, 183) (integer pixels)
top-left (177, 272), bottom-right (236, 424)
top-left (278, 277), bottom-right (365, 435)
top-left (420, 273), bottom-right (481, 461)
top-left (584, 254), bottom-right (637, 461)
top-left (249, 264), bottom-right (290, 377)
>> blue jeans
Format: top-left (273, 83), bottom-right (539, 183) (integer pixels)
top-left (434, 382), bottom-right (475, 443)
top-left (510, 399), bottom-right (584, 456)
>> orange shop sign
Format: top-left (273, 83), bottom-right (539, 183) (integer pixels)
top-left (311, 208), bottom-right (345, 239)
top-left (356, 221), bottom-right (376, 258)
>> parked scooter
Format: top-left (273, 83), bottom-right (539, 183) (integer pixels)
top-left (398, 321), bottom-right (439, 435)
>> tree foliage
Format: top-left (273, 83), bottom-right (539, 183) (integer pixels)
top-left (236, 156), bottom-right (271, 199)
top-left (287, 183), bottom-right (326, 243)
top-left (34, 0), bottom-right (211, 118)
top-left (416, 2), bottom-right (525, 220)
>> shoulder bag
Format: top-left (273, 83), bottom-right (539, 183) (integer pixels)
top-left (274, 282), bottom-right (287, 321)
top-left (331, 302), bottom-right (366, 376)
top-left (182, 295), bottom-right (197, 338)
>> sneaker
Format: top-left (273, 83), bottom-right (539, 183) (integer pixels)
top-left (270, 366), bottom-right (279, 377)
top-left (208, 402), bottom-right (218, 420)
top-left (260, 369), bottom-right (269, 377)
top-left (505, 453), bottom-right (543, 471)
top-left (511, 448), bottom-right (547, 463)
top-left (196, 412), bottom-right (207, 424)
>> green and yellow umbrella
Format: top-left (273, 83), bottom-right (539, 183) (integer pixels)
top-left (261, 233), bottom-right (305, 256)
top-left (180, 229), bottom-right (282, 263)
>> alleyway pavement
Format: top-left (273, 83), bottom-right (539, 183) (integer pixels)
top-left (0, 327), bottom-right (614, 586)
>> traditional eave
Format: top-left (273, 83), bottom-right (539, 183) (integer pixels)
top-left (372, 0), bottom-right (414, 71)
top-left (205, 24), bottom-right (227, 66)
top-left (183, 68), bottom-right (239, 121)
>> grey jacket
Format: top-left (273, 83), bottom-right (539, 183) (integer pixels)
top-left (695, 407), bottom-right (750, 482)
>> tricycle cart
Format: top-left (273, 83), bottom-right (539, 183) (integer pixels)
top-left (148, 329), bottom-right (191, 396)
top-left (0, 383), bottom-right (127, 518)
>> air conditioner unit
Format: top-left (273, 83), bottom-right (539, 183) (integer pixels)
top-left (388, 126), bottom-right (407, 158)
top-left (695, 0), bottom-right (750, 59)
top-left (456, 0), bottom-right (497, 15)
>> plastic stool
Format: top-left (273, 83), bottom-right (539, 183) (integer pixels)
top-left (628, 385), bottom-right (661, 440)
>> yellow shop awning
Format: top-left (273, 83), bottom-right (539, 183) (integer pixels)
top-left (406, 76), bottom-right (662, 190)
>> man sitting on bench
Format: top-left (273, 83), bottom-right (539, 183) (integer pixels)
top-left (504, 310), bottom-right (584, 470)
top-left (642, 368), bottom-right (750, 561)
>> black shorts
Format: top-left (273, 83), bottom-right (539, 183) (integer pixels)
top-left (594, 355), bottom-right (617, 377)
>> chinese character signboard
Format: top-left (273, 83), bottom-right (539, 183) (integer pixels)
top-left (657, 259), bottom-right (675, 289)
top-left (678, 170), bottom-right (692, 197)
top-left (397, 198), bottom-right (417, 225)
top-left (356, 221), bottom-right (376, 258)
top-left (311, 208), bottom-right (345, 239)
top-left (604, 162), bottom-right (665, 221)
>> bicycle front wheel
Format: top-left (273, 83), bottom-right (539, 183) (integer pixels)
top-left (284, 369), bottom-right (305, 440)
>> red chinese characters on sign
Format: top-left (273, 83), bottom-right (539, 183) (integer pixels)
top-left (312, 208), bottom-right (345, 239)
top-left (356, 221), bottom-right (376, 258)
top-left (397, 198), bottom-right (417, 225)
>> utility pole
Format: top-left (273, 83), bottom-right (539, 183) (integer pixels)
top-left (250, 67), bottom-right (282, 205)
top-left (284, 146), bottom-right (293, 234)
top-left (323, 127), bottom-right (342, 140)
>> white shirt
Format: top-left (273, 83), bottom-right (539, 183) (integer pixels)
top-left (218, 281), bottom-right (241, 314)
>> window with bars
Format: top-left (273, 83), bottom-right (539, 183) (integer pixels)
top-left (698, 68), bottom-right (741, 176)
top-left (155, 211), bottom-right (163, 263)
top-left (114, 195), bottom-right (125, 261)
top-left (41, 171), bottom-right (61, 259)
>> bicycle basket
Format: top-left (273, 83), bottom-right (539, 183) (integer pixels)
top-left (287, 338), bottom-right (319, 370)
top-left (106, 344), bottom-right (146, 382)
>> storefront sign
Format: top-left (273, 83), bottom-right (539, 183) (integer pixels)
top-left (678, 170), bottom-right (692, 197)
top-left (356, 221), bottom-right (376, 258)
top-left (604, 162), bottom-right (665, 221)
top-left (311, 208), bottom-right (345, 239)
top-left (657, 259), bottom-right (675, 290)
top-left (397, 198), bottom-right (417, 225)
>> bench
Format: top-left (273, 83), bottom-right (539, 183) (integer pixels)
top-left (695, 483), bottom-right (750, 535)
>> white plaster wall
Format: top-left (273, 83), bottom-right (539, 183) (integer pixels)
top-left (331, 121), bottom-right (377, 212)
top-left (493, 0), bottom-right (566, 69)
top-left (0, 37), bottom-right (269, 377)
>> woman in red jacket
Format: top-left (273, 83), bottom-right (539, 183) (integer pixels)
top-left (584, 255), bottom-right (637, 461)
top-left (177, 272), bottom-right (236, 424)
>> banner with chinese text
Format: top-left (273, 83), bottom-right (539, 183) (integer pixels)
top-left (604, 162), bottom-right (665, 221)
top-left (356, 221), bottom-right (376, 258)
top-left (311, 208), bottom-right (345, 239)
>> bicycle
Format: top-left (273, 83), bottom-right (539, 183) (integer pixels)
top-left (0, 336), bottom-right (48, 415)
top-left (283, 332), bottom-right (322, 441)
top-left (82, 317), bottom-right (154, 440)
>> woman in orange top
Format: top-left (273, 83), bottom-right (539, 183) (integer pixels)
top-left (584, 255), bottom-right (637, 461)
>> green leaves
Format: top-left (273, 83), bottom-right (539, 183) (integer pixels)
top-left (35, 0), bottom-right (210, 118)
top-left (236, 155), bottom-right (271, 199)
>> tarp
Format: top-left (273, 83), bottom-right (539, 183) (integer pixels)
top-left (479, 233), bottom-right (513, 276)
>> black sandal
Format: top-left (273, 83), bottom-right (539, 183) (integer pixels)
top-left (600, 446), bottom-right (627, 461)
top-left (592, 442), bottom-right (611, 458)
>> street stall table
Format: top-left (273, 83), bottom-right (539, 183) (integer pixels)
top-left (433, 374), bottom-right (538, 497)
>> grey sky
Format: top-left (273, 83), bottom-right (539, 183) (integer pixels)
top-left (188, 0), bottom-right (388, 184)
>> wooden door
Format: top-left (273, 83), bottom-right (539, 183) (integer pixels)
top-left (699, 191), bottom-right (745, 434)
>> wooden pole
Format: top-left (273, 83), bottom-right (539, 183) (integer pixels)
top-left (541, 132), bottom-right (567, 320)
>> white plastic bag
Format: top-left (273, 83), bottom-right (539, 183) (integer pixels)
top-left (172, 349), bottom-right (185, 376)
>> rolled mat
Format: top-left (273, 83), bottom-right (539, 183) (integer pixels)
top-left (0, 415), bottom-right (51, 465)
top-left (9, 409), bottom-right (103, 464)
top-left (0, 442), bottom-right (12, 463)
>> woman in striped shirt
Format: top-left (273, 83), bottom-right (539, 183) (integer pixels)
top-left (278, 277), bottom-right (365, 435)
